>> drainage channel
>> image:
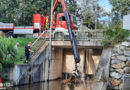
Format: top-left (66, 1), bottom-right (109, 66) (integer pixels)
top-left (7, 80), bottom-right (98, 90)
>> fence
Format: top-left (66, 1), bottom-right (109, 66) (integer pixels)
top-left (47, 29), bottom-right (106, 41)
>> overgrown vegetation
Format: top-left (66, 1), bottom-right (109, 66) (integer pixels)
top-left (0, 38), bottom-right (35, 72)
top-left (109, 0), bottom-right (130, 17)
top-left (0, 0), bottom-right (79, 26)
top-left (79, 0), bottom-right (106, 29)
top-left (0, 63), bottom-right (2, 74)
top-left (100, 70), bottom-right (107, 82)
top-left (0, 0), bottom-right (51, 25)
top-left (102, 28), bottom-right (129, 48)
top-left (101, 0), bottom-right (130, 48)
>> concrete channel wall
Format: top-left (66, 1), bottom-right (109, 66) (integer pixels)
top-left (12, 42), bottom-right (51, 85)
top-left (5, 41), bottom-right (103, 86)
top-left (95, 48), bottom-right (112, 90)
top-left (6, 42), bottom-right (64, 85)
top-left (95, 48), bottom-right (112, 81)
top-left (62, 48), bottom-right (102, 75)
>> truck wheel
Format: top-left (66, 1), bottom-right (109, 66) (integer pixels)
top-left (6, 32), bottom-right (13, 38)
top-left (54, 32), bottom-right (64, 40)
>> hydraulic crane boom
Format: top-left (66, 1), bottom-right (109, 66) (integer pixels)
top-left (53, 0), bottom-right (80, 64)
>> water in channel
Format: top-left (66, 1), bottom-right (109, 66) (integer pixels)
top-left (7, 80), bottom-right (97, 90)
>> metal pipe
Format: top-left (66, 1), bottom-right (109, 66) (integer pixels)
top-left (64, 10), bottom-right (80, 64)
top-left (49, 0), bottom-right (54, 60)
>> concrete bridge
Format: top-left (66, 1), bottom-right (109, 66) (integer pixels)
top-left (6, 30), bottom-right (110, 88)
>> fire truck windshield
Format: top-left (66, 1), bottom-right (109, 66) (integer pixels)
top-left (71, 15), bottom-right (77, 24)
top-left (59, 16), bottom-right (66, 21)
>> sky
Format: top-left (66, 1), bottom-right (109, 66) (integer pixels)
top-left (99, 0), bottom-right (112, 21)
top-left (99, 0), bottom-right (112, 12)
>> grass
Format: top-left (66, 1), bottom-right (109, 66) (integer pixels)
top-left (0, 37), bottom-right (35, 65)
top-left (15, 60), bottom-right (25, 64)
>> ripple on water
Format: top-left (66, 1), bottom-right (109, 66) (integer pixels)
top-left (7, 80), bottom-right (98, 90)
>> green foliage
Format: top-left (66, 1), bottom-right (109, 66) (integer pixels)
top-left (79, 0), bottom-right (105, 29)
top-left (0, 0), bottom-right (80, 26)
top-left (108, 0), bottom-right (130, 31)
top-left (100, 70), bottom-right (107, 82)
top-left (97, 22), bottom-right (104, 29)
top-left (83, 16), bottom-right (95, 29)
top-left (109, 18), bottom-right (123, 30)
top-left (0, 63), bottom-right (2, 74)
top-left (102, 28), bottom-right (129, 48)
top-left (0, 37), bottom-right (35, 74)
top-left (0, 0), bottom-right (51, 25)
top-left (66, 0), bottom-right (78, 15)
top-left (0, 38), bottom-right (35, 66)
top-left (0, 40), bottom-right (16, 65)
top-left (109, 0), bottom-right (130, 17)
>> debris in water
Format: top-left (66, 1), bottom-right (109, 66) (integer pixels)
top-left (62, 72), bottom-right (82, 85)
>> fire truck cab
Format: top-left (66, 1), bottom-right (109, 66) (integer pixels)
top-left (52, 13), bottom-right (77, 40)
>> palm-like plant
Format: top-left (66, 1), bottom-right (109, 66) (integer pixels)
top-left (0, 40), bottom-right (17, 65)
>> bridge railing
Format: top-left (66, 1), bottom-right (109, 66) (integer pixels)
top-left (31, 31), bottom-right (47, 55)
top-left (74, 30), bottom-right (106, 41)
top-left (30, 29), bottom-right (106, 49)
top-left (52, 29), bottom-right (106, 41)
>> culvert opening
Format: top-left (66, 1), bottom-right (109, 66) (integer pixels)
top-left (62, 48), bottom-right (103, 81)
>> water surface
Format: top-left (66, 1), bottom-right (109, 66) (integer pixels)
top-left (7, 80), bottom-right (97, 90)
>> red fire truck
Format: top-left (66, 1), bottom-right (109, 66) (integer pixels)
top-left (0, 14), bottom-right (48, 37)
top-left (0, 0), bottom-right (77, 39)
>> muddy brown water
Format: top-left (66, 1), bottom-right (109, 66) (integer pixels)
top-left (7, 80), bottom-right (97, 90)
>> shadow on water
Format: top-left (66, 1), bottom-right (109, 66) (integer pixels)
top-left (7, 80), bottom-right (97, 90)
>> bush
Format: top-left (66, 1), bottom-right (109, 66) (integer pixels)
top-left (102, 28), bottom-right (129, 48)
top-left (0, 40), bottom-right (16, 65)
top-left (0, 37), bottom-right (35, 66)
top-left (0, 63), bottom-right (2, 74)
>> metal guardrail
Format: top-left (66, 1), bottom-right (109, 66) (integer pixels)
top-left (31, 29), bottom-right (106, 42)
top-left (31, 29), bottom-right (106, 41)
top-left (52, 30), bottom-right (106, 41)
top-left (31, 31), bottom-right (48, 55)
top-left (74, 30), bottom-right (105, 41)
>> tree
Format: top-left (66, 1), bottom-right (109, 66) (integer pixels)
top-left (0, 0), bottom-right (80, 25)
top-left (109, 0), bottom-right (130, 17)
top-left (78, 0), bottom-right (105, 29)
top-left (108, 0), bottom-right (130, 29)
top-left (0, 0), bottom-right (51, 25)
top-left (66, 0), bottom-right (78, 15)
top-left (54, 0), bottom-right (79, 16)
